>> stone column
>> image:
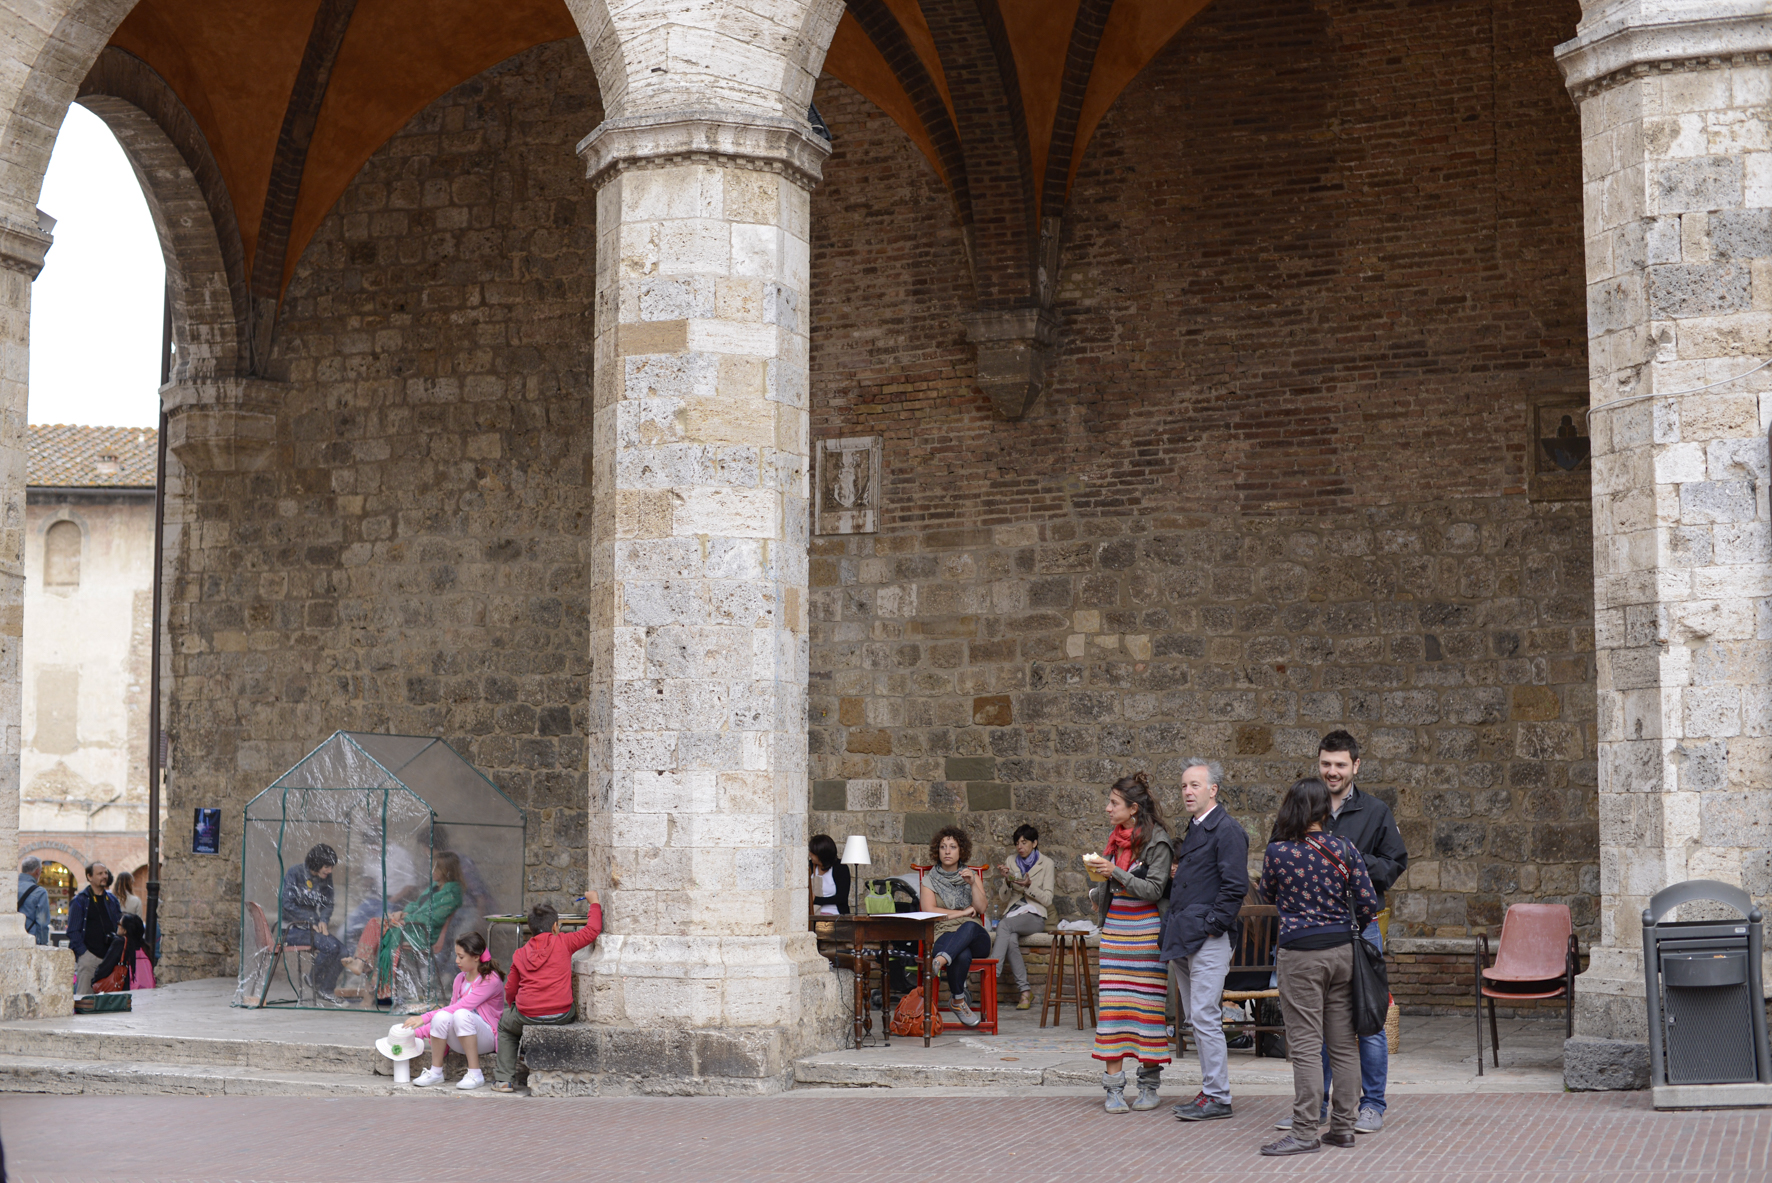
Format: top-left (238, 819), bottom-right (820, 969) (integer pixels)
top-left (1558, 3), bottom-right (1772, 1066)
top-left (0, 208), bottom-right (73, 1016)
top-left (556, 113), bottom-right (841, 1093)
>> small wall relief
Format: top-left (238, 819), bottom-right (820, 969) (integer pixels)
top-left (816, 436), bottom-right (881, 535)
top-left (1528, 395), bottom-right (1591, 502)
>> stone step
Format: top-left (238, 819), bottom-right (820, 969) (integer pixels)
top-left (0, 1025), bottom-right (382, 1075)
top-left (0, 1053), bottom-right (512, 1098)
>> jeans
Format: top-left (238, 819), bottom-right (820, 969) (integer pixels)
top-left (287, 926), bottom-right (345, 995)
top-left (494, 1004), bottom-right (575, 1083)
top-left (932, 922), bottom-right (990, 1001)
top-left (989, 910), bottom-right (1046, 991)
top-left (1276, 943), bottom-right (1361, 1137)
top-left (1172, 932), bottom-right (1234, 1102)
top-left (1319, 920), bottom-right (1387, 1114)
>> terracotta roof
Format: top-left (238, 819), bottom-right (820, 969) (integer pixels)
top-left (27, 424), bottom-right (158, 488)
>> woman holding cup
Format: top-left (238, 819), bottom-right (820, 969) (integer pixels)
top-left (1084, 771), bottom-right (1175, 1114)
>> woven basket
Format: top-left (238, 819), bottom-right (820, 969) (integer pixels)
top-left (1384, 1001), bottom-right (1400, 1053)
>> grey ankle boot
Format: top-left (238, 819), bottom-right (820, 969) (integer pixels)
top-left (1101, 1071), bottom-right (1130, 1114)
top-left (1132, 1062), bottom-right (1163, 1111)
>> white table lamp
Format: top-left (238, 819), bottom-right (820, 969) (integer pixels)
top-left (841, 835), bottom-right (871, 913)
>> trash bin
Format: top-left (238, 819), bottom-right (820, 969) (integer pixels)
top-left (1641, 879), bottom-right (1772, 1087)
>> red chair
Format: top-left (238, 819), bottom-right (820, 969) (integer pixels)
top-left (1475, 903), bottom-right (1577, 1074)
top-left (245, 901), bottom-right (313, 1007)
top-left (911, 864), bottom-right (999, 1034)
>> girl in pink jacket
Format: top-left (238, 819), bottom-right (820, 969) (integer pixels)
top-left (403, 931), bottom-right (506, 1090)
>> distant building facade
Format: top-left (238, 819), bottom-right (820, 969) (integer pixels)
top-left (18, 425), bottom-right (156, 930)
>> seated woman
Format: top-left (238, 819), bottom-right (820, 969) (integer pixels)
top-left (990, 823), bottom-right (1054, 1010)
top-left (344, 851), bottom-right (464, 1003)
top-left (280, 843), bottom-right (344, 1001)
top-left (921, 826), bottom-right (988, 1028)
top-left (809, 834), bottom-right (850, 915)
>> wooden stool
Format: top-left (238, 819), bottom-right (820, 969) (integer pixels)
top-left (1041, 931), bottom-right (1096, 1029)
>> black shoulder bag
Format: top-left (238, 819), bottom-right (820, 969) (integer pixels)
top-left (1308, 835), bottom-right (1389, 1038)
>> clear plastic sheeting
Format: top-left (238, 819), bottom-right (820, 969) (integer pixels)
top-left (235, 732), bottom-right (524, 1012)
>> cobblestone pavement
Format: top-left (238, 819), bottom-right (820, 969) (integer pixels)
top-left (4, 1089), bottom-right (1771, 1182)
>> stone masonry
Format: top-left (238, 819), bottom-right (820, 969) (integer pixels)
top-left (1559, 1), bottom-right (1772, 1043)
top-left (808, 0), bottom-right (1600, 947)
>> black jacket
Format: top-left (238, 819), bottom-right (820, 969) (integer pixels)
top-left (1159, 807), bottom-right (1250, 962)
top-left (68, 886), bottom-right (119, 959)
top-left (280, 865), bottom-right (335, 929)
top-left (813, 863), bottom-right (851, 914)
top-left (1323, 784), bottom-right (1408, 899)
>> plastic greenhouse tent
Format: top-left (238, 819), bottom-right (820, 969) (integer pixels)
top-left (235, 732), bottom-right (524, 1011)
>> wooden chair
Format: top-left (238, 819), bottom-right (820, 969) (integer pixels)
top-left (1176, 903), bottom-right (1284, 1057)
top-left (911, 863), bottom-right (999, 1033)
top-left (1475, 903), bottom-right (1577, 1075)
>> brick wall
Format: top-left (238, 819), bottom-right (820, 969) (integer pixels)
top-left (806, 0), bottom-right (1598, 940)
top-left (158, 40), bottom-right (600, 979)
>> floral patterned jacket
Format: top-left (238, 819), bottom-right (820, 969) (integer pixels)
top-left (1257, 834), bottom-right (1380, 947)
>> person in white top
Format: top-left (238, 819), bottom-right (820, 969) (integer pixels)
top-left (991, 824), bottom-right (1055, 1010)
top-left (809, 834), bottom-right (850, 914)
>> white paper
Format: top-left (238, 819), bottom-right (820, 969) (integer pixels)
top-left (893, 911), bottom-right (943, 920)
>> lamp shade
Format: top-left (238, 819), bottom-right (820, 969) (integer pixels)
top-left (840, 835), bottom-right (871, 866)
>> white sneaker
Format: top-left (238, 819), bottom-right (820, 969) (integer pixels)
top-left (456, 1069), bottom-right (485, 1091)
top-left (412, 1066), bottom-right (445, 1088)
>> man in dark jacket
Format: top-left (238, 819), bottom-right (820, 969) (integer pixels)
top-left (1161, 757), bottom-right (1249, 1122)
top-left (1315, 729), bottom-right (1407, 1134)
top-left (281, 844), bottom-right (344, 1002)
top-left (68, 862), bottom-right (120, 994)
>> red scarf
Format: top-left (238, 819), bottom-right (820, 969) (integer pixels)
top-left (1103, 825), bottom-right (1138, 871)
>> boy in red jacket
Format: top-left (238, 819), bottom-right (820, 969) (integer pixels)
top-left (492, 893), bottom-right (603, 1092)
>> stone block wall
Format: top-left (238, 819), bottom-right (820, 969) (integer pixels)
top-left (158, 40), bottom-right (601, 980)
top-left (806, 0), bottom-right (1600, 939)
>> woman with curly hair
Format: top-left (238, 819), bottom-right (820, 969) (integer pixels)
top-left (1082, 771), bottom-right (1175, 1113)
top-left (920, 825), bottom-right (989, 1027)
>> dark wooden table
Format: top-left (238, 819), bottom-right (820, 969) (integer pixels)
top-left (813, 912), bottom-right (938, 1048)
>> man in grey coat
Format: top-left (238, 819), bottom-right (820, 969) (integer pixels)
top-left (17, 857), bottom-right (50, 944)
top-left (1161, 757), bottom-right (1249, 1122)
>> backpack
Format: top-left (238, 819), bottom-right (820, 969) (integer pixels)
top-left (889, 986), bottom-right (943, 1038)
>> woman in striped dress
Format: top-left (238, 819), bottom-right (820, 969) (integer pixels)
top-left (1084, 771), bottom-right (1175, 1113)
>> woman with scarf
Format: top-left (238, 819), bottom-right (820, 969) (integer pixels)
top-left (920, 826), bottom-right (989, 1027)
top-left (1083, 771), bottom-right (1175, 1114)
top-left (990, 823), bottom-right (1054, 1010)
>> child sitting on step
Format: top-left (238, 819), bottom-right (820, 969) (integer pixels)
top-left (405, 931), bottom-right (505, 1091)
top-left (492, 892), bottom-right (603, 1093)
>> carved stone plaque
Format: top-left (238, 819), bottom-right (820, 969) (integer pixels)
top-left (815, 436), bottom-right (881, 535)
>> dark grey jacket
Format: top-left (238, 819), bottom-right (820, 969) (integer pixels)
top-left (1090, 825), bottom-right (1173, 926)
top-left (1159, 806), bottom-right (1250, 962)
top-left (1322, 784), bottom-right (1408, 899)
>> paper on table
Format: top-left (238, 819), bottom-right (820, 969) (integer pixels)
top-left (893, 911), bottom-right (943, 920)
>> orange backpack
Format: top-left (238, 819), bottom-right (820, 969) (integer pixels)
top-left (889, 986), bottom-right (943, 1038)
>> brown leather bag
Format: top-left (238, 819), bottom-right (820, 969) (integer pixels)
top-left (889, 986), bottom-right (943, 1038)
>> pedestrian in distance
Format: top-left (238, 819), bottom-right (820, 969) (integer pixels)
top-left (921, 826), bottom-right (990, 1028)
top-left (1257, 777), bottom-right (1380, 1156)
top-left (1083, 771), bottom-right (1174, 1114)
top-left (493, 893), bottom-right (603, 1093)
top-left (406, 931), bottom-right (506, 1091)
top-left (16, 857), bottom-right (49, 945)
top-left (990, 823), bottom-right (1054, 1011)
top-left (1162, 758), bottom-right (1249, 1123)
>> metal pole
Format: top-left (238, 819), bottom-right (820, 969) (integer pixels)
top-left (145, 284), bottom-right (170, 963)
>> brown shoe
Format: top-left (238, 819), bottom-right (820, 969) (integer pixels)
top-left (1260, 1135), bottom-right (1322, 1157)
top-left (1323, 1132), bottom-right (1356, 1148)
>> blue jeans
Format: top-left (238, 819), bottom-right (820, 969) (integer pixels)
top-left (1320, 920), bottom-right (1387, 1114)
top-left (932, 923), bottom-right (990, 1001)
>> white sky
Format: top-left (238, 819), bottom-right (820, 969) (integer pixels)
top-left (29, 103), bottom-right (166, 429)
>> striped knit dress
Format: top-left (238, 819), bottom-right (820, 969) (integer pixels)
top-left (1092, 856), bottom-right (1172, 1066)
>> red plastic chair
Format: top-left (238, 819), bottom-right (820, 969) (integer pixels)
top-left (1475, 903), bottom-right (1577, 1074)
top-left (245, 901), bottom-right (312, 1007)
top-left (911, 864), bottom-right (999, 1034)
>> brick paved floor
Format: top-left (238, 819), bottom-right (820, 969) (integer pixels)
top-left (4, 1090), bottom-right (1771, 1182)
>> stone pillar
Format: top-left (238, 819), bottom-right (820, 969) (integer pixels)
top-left (1558, 3), bottom-right (1772, 1059)
top-left (557, 112), bottom-right (842, 1094)
top-left (0, 208), bottom-right (73, 1016)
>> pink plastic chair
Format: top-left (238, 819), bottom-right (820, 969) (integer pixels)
top-left (1475, 903), bottom-right (1577, 1074)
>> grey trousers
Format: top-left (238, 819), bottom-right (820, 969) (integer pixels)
top-left (1172, 932), bottom-right (1234, 1101)
top-left (989, 910), bottom-right (1046, 991)
top-left (1276, 943), bottom-right (1361, 1138)
top-left (74, 951), bottom-right (104, 995)
top-left (494, 1005), bottom-right (575, 1084)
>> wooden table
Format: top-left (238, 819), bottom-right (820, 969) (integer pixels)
top-left (813, 912), bottom-right (938, 1048)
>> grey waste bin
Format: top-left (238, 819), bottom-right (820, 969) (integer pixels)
top-left (1642, 879), bottom-right (1772, 1087)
